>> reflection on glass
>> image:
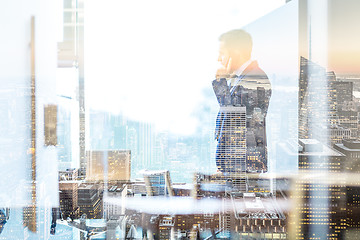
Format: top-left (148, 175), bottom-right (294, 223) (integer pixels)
top-left (213, 29), bottom-right (271, 181)
top-left (4, 0), bottom-right (360, 239)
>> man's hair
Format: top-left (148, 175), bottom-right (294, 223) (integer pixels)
top-left (219, 29), bottom-right (253, 59)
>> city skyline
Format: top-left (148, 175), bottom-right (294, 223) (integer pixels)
top-left (3, 0), bottom-right (360, 239)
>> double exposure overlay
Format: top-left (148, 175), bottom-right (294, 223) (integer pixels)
top-left (1, 0), bottom-right (360, 239)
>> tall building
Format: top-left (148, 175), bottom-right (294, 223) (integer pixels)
top-left (78, 183), bottom-right (102, 219)
top-left (86, 150), bottom-right (131, 182)
top-left (57, 104), bottom-right (75, 170)
top-left (299, 58), bottom-right (356, 148)
top-left (0, 208), bottom-right (9, 234)
top-left (334, 140), bottom-right (360, 237)
top-left (139, 121), bottom-right (155, 168)
top-left (328, 72), bottom-right (339, 130)
top-left (256, 87), bottom-right (266, 110)
top-left (299, 57), bottom-right (337, 142)
top-left (59, 169), bottom-right (80, 220)
top-left (294, 139), bottom-right (346, 239)
top-left (57, 0), bottom-right (85, 177)
top-left (329, 125), bottom-right (351, 145)
top-left (59, 168), bottom-right (78, 181)
top-left (59, 182), bottom-right (79, 220)
top-left (143, 170), bottom-right (174, 196)
top-left (216, 106), bottom-right (247, 191)
top-left (104, 184), bottom-right (128, 219)
top-left (298, 139), bottom-right (345, 172)
top-left (334, 140), bottom-right (360, 172)
top-left (333, 81), bottom-right (353, 106)
top-left (337, 110), bottom-right (358, 138)
top-left (153, 132), bottom-right (169, 169)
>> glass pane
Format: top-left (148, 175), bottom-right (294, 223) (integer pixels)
top-left (3, 0), bottom-right (360, 239)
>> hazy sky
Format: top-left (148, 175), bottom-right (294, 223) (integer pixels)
top-left (298, 0), bottom-right (360, 75)
top-left (85, 0), bottom-right (285, 135)
top-left (327, 0), bottom-right (360, 75)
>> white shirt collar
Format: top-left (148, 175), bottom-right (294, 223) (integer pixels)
top-left (233, 59), bottom-right (253, 77)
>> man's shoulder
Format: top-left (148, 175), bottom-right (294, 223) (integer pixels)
top-left (240, 61), bottom-right (271, 90)
top-left (245, 61), bottom-right (268, 79)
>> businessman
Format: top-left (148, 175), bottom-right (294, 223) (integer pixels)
top-left (213, 29), bottom-right (271, 175)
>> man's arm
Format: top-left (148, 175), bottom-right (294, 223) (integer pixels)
top-left (212, 78), bottom-right (231, 106)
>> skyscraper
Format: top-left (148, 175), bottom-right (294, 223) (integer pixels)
top-left (299, 57), bottom-right (337, 142)
top-left (293, 139), bottom-right (346, 239)
top-left (59, 181), bottom-right (79, 220)
top-left (334, 139), bottom-right (360, 237)
top-left (143, 170), bottom-right (174, 196)
top-left (59, 169), bottom-right (80, 219)
top-left (216, 106), bottom-right (247, 191)
top-left (333, 81), bottom-right (353, 106)
top-left (86, 150), bottom-right (131, 182)
top-left (337, 110), bottom-right (358, 138)
top-left (78, 183), bottom-right (102, 219)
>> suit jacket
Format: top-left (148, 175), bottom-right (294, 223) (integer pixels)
top-left (212, 61), bottom-right (271, 173)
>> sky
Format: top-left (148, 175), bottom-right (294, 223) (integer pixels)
top-left (84, 0), bottom-right (360, 136)
top-left (84, 0), bottom-right (285, 135)
top-left (298, 0), bottom-right (360, 75)
top-left (327, 0), bottom-right (360, 75)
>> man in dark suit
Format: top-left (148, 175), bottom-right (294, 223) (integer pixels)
top-left (213, 29), bottom-right (271, 176)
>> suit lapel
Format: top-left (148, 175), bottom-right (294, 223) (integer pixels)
top-left (230, 61), bottom-right (258, 95)
top-left (230, 75), bottom-right (244, 95)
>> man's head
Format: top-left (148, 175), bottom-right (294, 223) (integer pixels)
top-left (218, 29), bottom-right (253, 73)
